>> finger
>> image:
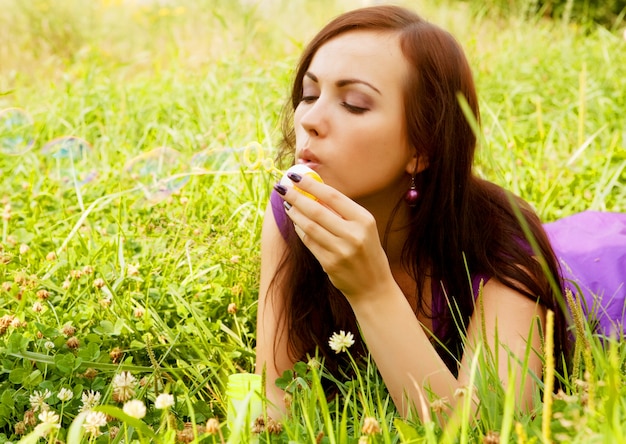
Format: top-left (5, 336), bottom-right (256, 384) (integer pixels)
top-left (293, 223), bottom-right (305, 242)
top-left (278, 182), bottom-right (346, 237)
top-left (285, 201), bottom-right (342, 253)
top-left (286, 173), bottom-right (369, 221)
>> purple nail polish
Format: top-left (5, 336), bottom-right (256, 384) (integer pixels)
top-left (274, 184), bottom-right (288, 195)
top-left (287, 172), bottom-right (302, 182)
top-left (283, 201), bottom-right (292, 211)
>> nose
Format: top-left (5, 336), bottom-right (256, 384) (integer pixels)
top-left (299, 99), bottom-right (327, 138)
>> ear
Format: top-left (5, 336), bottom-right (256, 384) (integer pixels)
top-left (405, 151), bottom-right (429, 175)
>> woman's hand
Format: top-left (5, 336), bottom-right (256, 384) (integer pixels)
top-left (276, 174), bottom-right (394, 301)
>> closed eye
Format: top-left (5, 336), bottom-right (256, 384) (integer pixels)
top-left (342, 102), bottom-right (368, 114)
top-left (301, 96), bottom-right (318, 103)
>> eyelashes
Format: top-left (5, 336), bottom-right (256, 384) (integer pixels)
top-left (341, 102), bottom-right (368, 114)
top-left (300, 96), bottom-right (369, 114)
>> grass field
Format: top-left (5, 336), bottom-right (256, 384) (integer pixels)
top-left (1, 0), bottom-right (625, 442)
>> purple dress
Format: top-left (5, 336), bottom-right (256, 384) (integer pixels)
top-left (544, 211), bottom-right (626, 336)
top-left (270, 191), bottom-right (626, 337)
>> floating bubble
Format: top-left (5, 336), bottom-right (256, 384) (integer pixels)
top-left (0, 108), bottom-right (35, 155)
top-left (124, 146), bottom-right (184, 184)
top-left (191, 142), bottom-right (279, 176)
top-left (191, 147), bottom-right (249, 173)
top-left (139, 174), bottom-right (190, 206)
top-left (125, 147), bottom-right (189, 207)
top-left (41, 136), bottom-right (97, 186)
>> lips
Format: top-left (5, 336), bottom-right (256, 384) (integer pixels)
top-left (296, 148), bottom-right (320, 168)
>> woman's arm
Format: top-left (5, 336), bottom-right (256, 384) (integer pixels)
top-left (349, 276), bottom-right (545, 417)
top-left (278, 175), bottom-right (546, 418)
top-left (255, 203), bottom-right (294, 418)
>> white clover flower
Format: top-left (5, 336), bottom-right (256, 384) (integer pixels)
top-left (79, 390), bottom-right (101, 412)
top-left (133, 306), bottom-right (145, 318)
top-left (35, 410), bottom-right (60, 435)
top-left (57, 388), bottom-right (73, 402)
top-left (328, 330), bottom-right (355, 354)
top-left (154, 393), bottom-right (175, 410)
top-left (29, 389), bottom-right (52, 412)
top-left (82, 410), bottom-right (108, 436)
top-left (112, 371), bottom-right (137, 403)
top-left (123, 399), bottom-right (146, 419)
top-left (361, 416), bottom-right (381, 435)
top-left (38, 410), bottom-right (59, 425)
top-left (127, 263), bottom-right (140, 276)
top-left (206, 418), bottom-right (220, 434)
top-left (44, 341), bottom-right (55, 350)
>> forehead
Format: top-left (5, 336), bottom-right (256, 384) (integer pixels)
top-left (307, 30), bottom-right (409, 86)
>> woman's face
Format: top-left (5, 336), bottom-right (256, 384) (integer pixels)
top-left (294, 30), bottom-right (416, 205)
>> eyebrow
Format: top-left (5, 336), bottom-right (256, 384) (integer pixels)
top-left (304, 72), bottom-right (381, 95)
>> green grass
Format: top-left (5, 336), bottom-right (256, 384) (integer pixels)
top-left (0, 0), bottom-right (625, 442)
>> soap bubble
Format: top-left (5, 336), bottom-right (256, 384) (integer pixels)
top-left (191, 147), bottom-right (246, 173)
top-left (191, 142), bottom-right (280, 176)
top-left (140, 174), bottom-right (190, 206)
top-left (124, 146), bottom-right (184, 183)
top-left (0, 108), bottom-right (35, 155)
top-left (41, 136), bottom-right (97, 186)
top-left (124, 147), bottom-right (188, 205)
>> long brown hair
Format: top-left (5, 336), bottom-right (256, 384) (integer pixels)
top-left (270, 5), bottom-right (569, 379)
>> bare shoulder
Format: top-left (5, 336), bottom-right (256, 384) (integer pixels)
top-left (479, 277), bottom-right (546, 316)
top-left (461, 277), bottom-right (547, 409)
top-left (467, 277), bottom-right (546, 358)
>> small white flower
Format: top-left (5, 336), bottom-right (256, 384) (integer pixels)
top-left (328, 330), bottom-right (355, 354)
top-left (38, 410), bottom-right (59, 424)
top-left (29, 389), bottom-right (52, 412)
top-left (36, 410), bottom-right (60, 435)
top-left (44, 341), bottom-right (55, 350)
top-left (133, 306), bottom-right (145, 318)
top-left (361, 416), bottom-right (381, 435)
top-left (19, 244), bottom-right (30, 255)
top-left (82, 410), bottom-right (108, 436)
top-left (123, 399), bottom-right (146, 419)
top-left (127, 263), bottom-right (140, 276)
top-left (154, 393), bottom-right (175, 410)
top-left (112, 371), bottom-right (137, 403)
top-left (79, 390), bottom-right (101, 412)
top-left (57, 388), bottom-right (73, 402)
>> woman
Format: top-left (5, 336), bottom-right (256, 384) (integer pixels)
top-left (255, 5), bottom-right (622, 419)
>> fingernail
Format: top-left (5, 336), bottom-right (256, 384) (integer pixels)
top-left (274, 184), bottom-right (288, 195)
top-left (287, 172), bottom-right (302, 182)
top-left (283, 201), bottom-right (292, 211)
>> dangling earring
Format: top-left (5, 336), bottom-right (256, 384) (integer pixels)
top-left (404, 175), bottom-right (419, 207)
